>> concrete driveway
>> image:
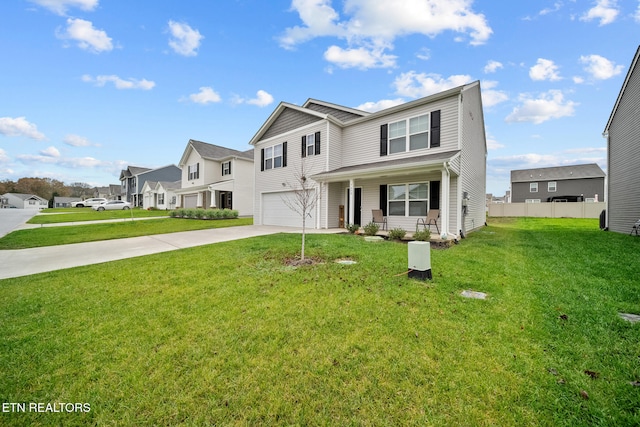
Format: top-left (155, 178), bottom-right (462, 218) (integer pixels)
top-left (0, 209), bottom-right (39, 238)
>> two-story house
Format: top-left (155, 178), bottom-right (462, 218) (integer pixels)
top-left (604, 45), bottom-right (640, 234)
top-left (174, 140), bottom-right (254, 216)
top-left (510, 164), bottom-right (606, 203)
top-left (250, 81), bottom-right (487, 239)
top-left (119, 165), bottom-right (182, 207)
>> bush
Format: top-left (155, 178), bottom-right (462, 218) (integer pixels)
top-left (169, 210), bottom-right (180, 218)
top-left (204, 210), bottom-right (217, 220)
top-left (388, 227), bottom-right (406, 240)
top-left (363, 222), bottom-right (380, 236)
top-left (346, 223), bottom-right (360, 234)
top-left (222, 209), bottom-right (238, 219)
top-left (413, 228), bottom-right (431, 241)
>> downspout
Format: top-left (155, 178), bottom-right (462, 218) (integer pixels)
top-left (442, 161), bottom-right (458, 240)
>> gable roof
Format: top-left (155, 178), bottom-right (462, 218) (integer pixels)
top-left (511, 163), bottom-right (606, 183)
top-left (3, 193), bottom-right (48, 202)
top-left (605, 45), bottom-right (640, 133)
top-left (120, 165), bottom-right (152, 180)
top-left (180, 139), bottom-right (253, 166)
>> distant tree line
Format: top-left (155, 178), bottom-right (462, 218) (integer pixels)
top-left (0, 177), bottom-right (97, 207)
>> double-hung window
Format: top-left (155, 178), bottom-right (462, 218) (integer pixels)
top-left (306, 133), bottom-right (315, 156)
top-left (222, 161), bottom-right (231, 176)
top-left (548, 181), bottom-right (557, 192)
top-left (530, 182), bottom-right (538, 193)
top-left (263, 143), bottom-right (285, 170)
top-left (387, 114), bottom-right (429, 154)
top-left (388, 183), bottom-right (429, 216)
top-left (188, 163), bottom-right (200, 180)
top-left (158, 193), bottom-right (165, 204)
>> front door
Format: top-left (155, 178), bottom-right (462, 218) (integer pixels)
top-left (346, 187), bottom-right (362, 226)
top-left (220, 192), bottom-right (232, 209)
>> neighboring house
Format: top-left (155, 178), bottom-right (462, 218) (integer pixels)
top-left (1, 193), bottom-right (48, 209)
top-left (141, 180), bottom-right (180, 210)
top-left (53, 196), bottom-right (81, 208)
top-left (94, 185), bottom-right (122, 200)
top-left (604, 45), bottom-right (640, 234)
top-left (510, 164), bottom-right (606, 203)
top-left (174, 140), bottom-right (254, 216)
top-left (249, 81), bottom-right (487, 238)
top-left (119, 165), bottom-right (182, 207)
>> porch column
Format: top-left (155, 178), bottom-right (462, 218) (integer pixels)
top-left (440, 168), bottom-right (449, 238)
top-left (209, 189), bottom-right (217, 208)
top-left (348, 179), bottom-right (355, 225)
top-left (197, 191), bottom-right (203, 208)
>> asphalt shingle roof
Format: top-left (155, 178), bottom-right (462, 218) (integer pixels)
top-left (511, 163), bottom-right (605, 183)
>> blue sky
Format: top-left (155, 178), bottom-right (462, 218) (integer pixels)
top-left (1, 0), bottom-right (638, 195)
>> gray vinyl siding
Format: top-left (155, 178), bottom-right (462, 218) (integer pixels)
top-left (261, 109), bottom-right (323, 141)
top-left (459, 83), bottom-right (487, 233)
top-left (137, 166), bottom-right (181, 194)
top-left (511, 178), bottom-right (604, 203)
top-left (607, 53), bottom-right (640, 234)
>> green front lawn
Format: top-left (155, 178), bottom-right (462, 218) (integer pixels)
top-left (30, 208), bottom-right (169, 224)
top-left (1, 218), bottom-right (639, 426)
top-left (0, 217), bottom-right (253, 249)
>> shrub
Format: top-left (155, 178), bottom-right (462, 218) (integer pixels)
top-left (169, 210), bottom-right (180, 218)
top-left (204, 210), bottom-right (217, 220)
top-left (195, 209), bottom-right (206, 219)
top-left (363, 222), bottom-right (380, 236)
top-left (413, 228), bottom-right (431, 241)
top-left (346, 223), bottom-right (360, 234)
top-left (388, 227), bottom-right (406, 240)
top-left (222, 209), bottom-right (238, 219)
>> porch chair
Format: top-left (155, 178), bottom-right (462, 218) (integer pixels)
top-left (631, 219), bottom-right (640, 236)
top-left (371, 209), bottom-right (388, 230)
top-left (416, 209), bottom-right (440, 234)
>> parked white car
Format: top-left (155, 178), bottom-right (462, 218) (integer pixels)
top-left (92, 200), bottom-right (132, 211)
top-left (72, 198), bottom-right (107, 208)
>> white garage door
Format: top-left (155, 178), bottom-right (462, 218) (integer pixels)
top-left (183, 195), bottom-right (198, 208)
top-left (262, 191), bottom-right (315, 227)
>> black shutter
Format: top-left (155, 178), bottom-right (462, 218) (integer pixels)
top-left (196, 162), bottom-right (200, 179)
top-left (380, 124), bottom-right (388, 156)
top-left (380, 185), bottom-right (387, 216)
top-left (221, 163), bottom-right (224, 175)
top-left (260, 149), bottom-right (264, 171)
top-left (430, 110), bottom-right (441, 148)
top-left (228, 161), bottom-right (231, 175)
top-left (315, 131), bottom-right (321, 155)
top-left (430, 181), bottom-right (440, 210)
top-left (301, 135), bottom-right (306, 158)
top-left (282, 142), bottom-right (287, 167)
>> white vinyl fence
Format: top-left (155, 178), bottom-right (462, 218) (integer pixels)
top-left (488, 202), bottom-right (605, 218)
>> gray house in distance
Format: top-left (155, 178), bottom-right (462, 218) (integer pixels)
top-left (120, 164), bottom-right (182, 207)
top-left (510, 164), bottom-right (605, 203)
top-left (604, 45), bottom-right (640, 234)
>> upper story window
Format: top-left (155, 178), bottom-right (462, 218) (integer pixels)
top-left (530, 182), bottom-right (538, 193)
top-left (548, 181), bottom-right (557, 192)
top-left (188, 163), bottom-right (200, 180)
top-left (302, 131), bottom-right (320, 157)
top-left (261, 142), bottom-right (287, 171)
top-left (381, 110), bottom-right (440, 156)
top-left (222, 161), bottom-right (231, 176)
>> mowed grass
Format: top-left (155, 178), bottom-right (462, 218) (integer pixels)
top-left (0, 217), bottom-right (253, 249)
top-left (1, 218), bottom-right (639, 426)
top-left (29, 208), bottom-right (169, 224)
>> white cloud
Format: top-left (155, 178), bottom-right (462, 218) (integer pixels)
top-left (580, 0), bottom-right (619, 25)
top-left (485, 130), bottom-right (504, 150)
top-left (64, 134), bottom-right (100, 147)
top-left (0, 117), bottom-right (46, 140)
top-left (57, 18), bottom-right (113, 53)
top-left (188, 87), bottom-right (222, 104)
top-left (280, 0), bottom-right (492, 69)
top-left (82, 74), bottom-right (155, 90)
top-left (28, 0), bottom-right (98, 15)
top-left (529, 58), bottom-right (562, 81)
top-left (481, 80), bottom-right (508, 108)
top-left (324, 44), bottom-right (397, 69)
top-left (356, 98), bottom-right (405, 112)
top-left (635, 2), bottom-right (640, 22)
top-left (416, 47), bottom-right (431, 61)
top-left (40, 146), bottom-right (60, 157)
top-left (579, 54), bottom-right (624, 80)
top-left (0, 148), bottom-right (9, 163)
top-left (393, 71), bottom-right (473, 98)
top-left (168, 21), bottom-right (203, 57)
top-left (233, 90), bottom-right (275, 107)
top-left (484, 60), bottom-right (503, 74)
top-left (17, 153), bottom-right (118, 171)
top-left (505, 90), bottom-right (577, 124)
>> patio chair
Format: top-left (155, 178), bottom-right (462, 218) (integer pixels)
top-left (631, 219), bottom-right (640, 236)
top-left (371, 209), bottom-right (387, 230)
top-left (416, 209), bottom-right (440, 234)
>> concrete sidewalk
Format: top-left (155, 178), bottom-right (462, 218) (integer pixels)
top-left (0, 225), bottom-right (344, 280)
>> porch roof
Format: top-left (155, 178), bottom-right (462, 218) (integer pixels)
top-left (311, 150), bottom-right (460, 182)
top-left (208, 180), bottom-right (234, 192)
